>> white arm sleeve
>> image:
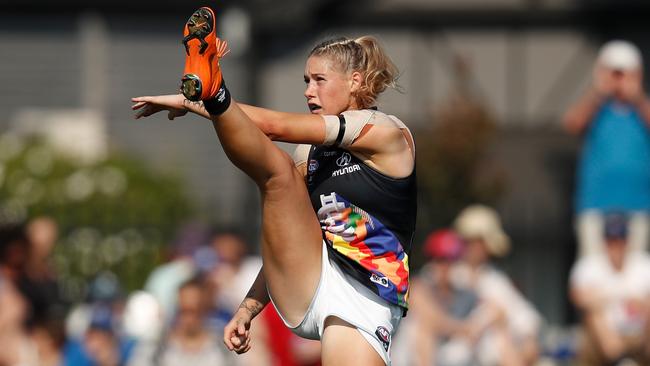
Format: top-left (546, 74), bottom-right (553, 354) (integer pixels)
top-left (321, 110), bottom-right (375, 148)
top-left (321, 109), bottom-right (414, 151)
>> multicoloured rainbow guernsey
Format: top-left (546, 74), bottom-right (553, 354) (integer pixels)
top-left (318, 192), bottom-right (411, 307)
top-left (306, 136), bottom-right (417, 310)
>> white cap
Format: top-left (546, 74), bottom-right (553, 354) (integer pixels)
top-left (453, 204), bottom-right (511, 257)
top-left (597, 40), bottom-right (642, 71)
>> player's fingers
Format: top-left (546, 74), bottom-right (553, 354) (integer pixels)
top-left (237, 321), bottom-right (247, 335)
top-left (234, 332), bottom-right (249, 347)
top-left (223, 329), bottom-right (235, 351)
top-left (131, 96), bottom-right (153, 103)
top-left (236, 342), bottom-right (251, 354)
top-left (131, 101), bottom-right (150, 110)
top-left (239, 337), bottom-right (252, 353)
top-left (223, 337), bottom-right (233, 351)
top-left (231, 335), bottom-right (242, 347)
top-left (234, 336), bottom-right (250, 354)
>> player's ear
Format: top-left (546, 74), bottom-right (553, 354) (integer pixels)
top-left (350, 71), bottom-right (362, 94)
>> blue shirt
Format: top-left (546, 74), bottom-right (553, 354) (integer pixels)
top-left (576, 100), bottom-right (650, 212)
top-left (64, 336), bottom-right (136, 366)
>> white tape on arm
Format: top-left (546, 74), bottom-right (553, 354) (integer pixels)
top-left (322, 115), bottom-right (340, 146)
top-left (322, 110), bottom-right (374, 147)
top-left (338, 110), bottom-right (374, 148)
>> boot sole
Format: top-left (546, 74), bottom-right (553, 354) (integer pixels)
top-left (181, 8), bottom-right (214, 101)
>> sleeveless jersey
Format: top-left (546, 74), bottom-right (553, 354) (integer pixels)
top-left (306, 112), bottom-right (417, 309)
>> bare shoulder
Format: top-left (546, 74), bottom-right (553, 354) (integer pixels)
top-left (341, 109), bottom-right (409, 130)
top-left (351, 110), bottom-right (413, 155)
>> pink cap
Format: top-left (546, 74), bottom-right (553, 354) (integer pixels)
top-left (423, 229), bottom-right (464, 260)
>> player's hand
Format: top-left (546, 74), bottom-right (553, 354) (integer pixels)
top-left (223, 307), bottom-right (253, 354)
top-left (131, 94), bottom-right (188, 120)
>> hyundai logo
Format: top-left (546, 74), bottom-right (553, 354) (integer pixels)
top-left (336, 152), bottom-right (352, 167)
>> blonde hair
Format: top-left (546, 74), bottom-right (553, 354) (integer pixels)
top-left (309, 36), bottom-right (400, 109)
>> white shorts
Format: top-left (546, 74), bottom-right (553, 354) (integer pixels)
top-left (270, 241), bottom-right (403, 365)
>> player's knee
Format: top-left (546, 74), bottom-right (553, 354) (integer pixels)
top-left (264, 151), bottom-right (301, 192)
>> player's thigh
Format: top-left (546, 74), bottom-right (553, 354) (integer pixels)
top-left (259, 152), bottom-right (323, 325)
top-left (321, 316), bottom-right (385, 366)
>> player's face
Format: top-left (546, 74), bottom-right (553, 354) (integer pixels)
top-left (304, 55), bottom-right (357, 115)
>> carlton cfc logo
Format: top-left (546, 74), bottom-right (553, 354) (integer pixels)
top-left (308, 159), bottom-right (319, 174)
top-left (375, 326), bottom-right (391, 351)
top-left (336, 152), bottom-right (352, 167)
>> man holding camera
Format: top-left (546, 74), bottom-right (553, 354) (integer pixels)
top-left (564, 40), bottom-right (650, 258)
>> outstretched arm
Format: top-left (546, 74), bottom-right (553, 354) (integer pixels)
top-left (132, 93), bottom-right (412, 177)
top-left (223, 267), bottom-right (270, 354)
top-left (132, 94), bottom-right (325, 144)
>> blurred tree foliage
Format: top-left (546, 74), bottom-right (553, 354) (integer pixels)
top-left (414, 56), bottom-right (506, 264)
top-left (0, 133), bottom-right (193, 302)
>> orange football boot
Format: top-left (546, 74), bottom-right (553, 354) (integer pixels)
top-left (180, 7), bottom-right (230, 101)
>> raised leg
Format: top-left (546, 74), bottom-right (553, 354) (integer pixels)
top-left (181, 6), bottom-right (323, 326)
top-left (212, 103), bottom-right (323, 325)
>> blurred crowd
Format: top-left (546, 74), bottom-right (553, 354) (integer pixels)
top-left (392, 206), bottom-right (542, 366)
top-left (563, 39), bottom-right (650, 366)
top-left (1, 38), bottom-right (650, 366)
top-left (0, 220), bottom-right (321, 366)
top-left (391, 39), bottom-right (650, 366)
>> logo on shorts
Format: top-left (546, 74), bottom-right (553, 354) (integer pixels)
top-left (370, 273), bottom-right (390, 288)
top-left (375, 326), bottom-right (391, 351)
top-left (308, 159), bottom-right (319, 174)
top-left (336, 152), bottom-right (352, 167)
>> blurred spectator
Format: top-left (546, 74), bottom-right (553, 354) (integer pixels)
top-left (30, 318), bottom-right (66, 366)
top-left (65, 271), bottom-right (124, 341)
top-left (206, 228), bottom-right (262, 313)
top-left (18, 216), bottom-right (65, 328)
top-left (64, 272), bottom-right (135, 366)
top-left (563, 40), bottom-right (650, 257)
top-left (570, 212), bottom-right (650, 365)
top-left (122, 291), bottom-right (164, 344)
top-left (0, 273), bottom-right (38, 365)
top-left (403, 229), bottom-right (480, 366)
top-left (0, 223), bottom-right (37, 364)
top-left (144, 222), bottom-right (208, 323)
top-left (136, 225), bottom-right (271, 366)
top-left (394, 221), bottom-right (541, 366)
top-left (64, 303), bottom-right (136, 366)
top-left (202, 229), bottom-right (270, 366)
top-left (0, 222), bottom-right (29, 282)
top-left (157, 277), bottom-right (227, 366)
top-left (451, 205), bottom-right (542, 365)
